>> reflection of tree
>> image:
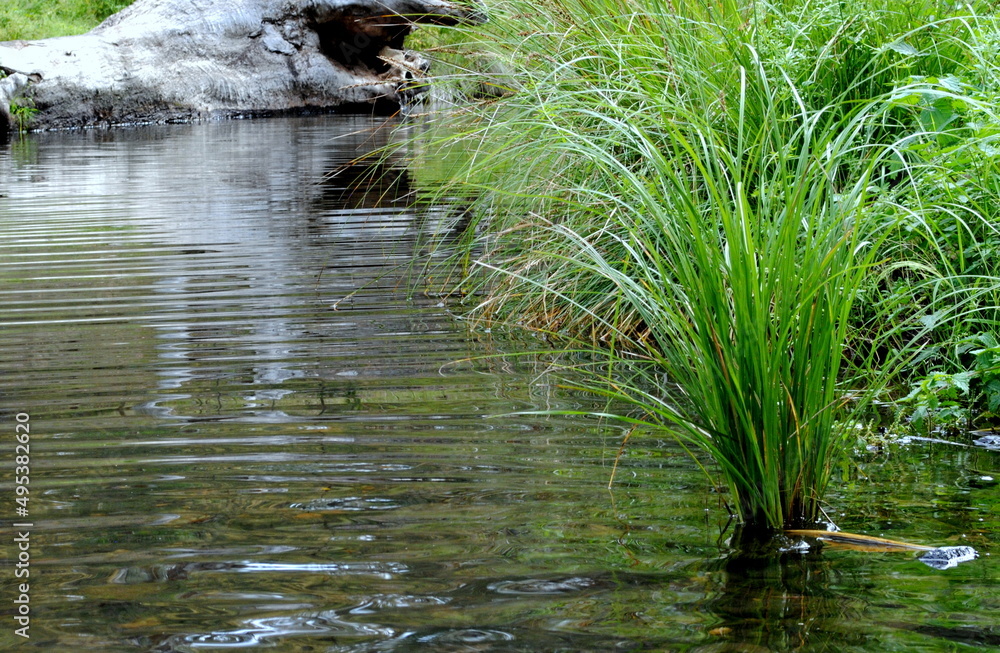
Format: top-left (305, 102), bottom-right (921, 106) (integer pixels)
top-left (313, 153), bottom-right (412, 215)
top-left (307, 129), bottom-right (475, 260)
top-left (88, 114), bottom-right (479, 422)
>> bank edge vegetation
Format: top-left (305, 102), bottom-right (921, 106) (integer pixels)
top-left (421, 0), bottom-right (1000, 533)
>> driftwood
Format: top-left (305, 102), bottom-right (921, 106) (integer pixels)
top-left (786, 529), bottom-right (978, 569)
top-left (0, 0), bottom-right (483, 133)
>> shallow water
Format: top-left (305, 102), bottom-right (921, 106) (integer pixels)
top-left (0, 115), bottom-right (996, 652)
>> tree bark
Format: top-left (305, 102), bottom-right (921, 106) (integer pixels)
top-left (0, 0), bottom-right (483, 133)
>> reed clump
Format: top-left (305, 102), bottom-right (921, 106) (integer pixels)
top-left (421, 0), bottom-right (1000, 532)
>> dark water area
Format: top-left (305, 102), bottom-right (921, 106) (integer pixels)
top-left (0, 115), bottom-right (996, 652)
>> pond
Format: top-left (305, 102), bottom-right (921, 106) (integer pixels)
top-left (0, 115), bottom-right (996, 652)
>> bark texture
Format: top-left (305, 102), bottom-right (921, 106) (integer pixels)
top-left (0, 0), bottom-right (482, 132)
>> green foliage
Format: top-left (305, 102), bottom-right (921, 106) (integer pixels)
top-left (2, 68), bottom-right (37, 132)
top-left (902, 370), bottom-right (973, 433)
top-left (858, 20), bottom-right (1000, 432)
top-left (9, 97), bottom-right (37, 131)
top-left (416, 0), bottom-right (1000, 532)
top-left (902, 332), bottom-right (1000, 432)
top-left (0, 0), bottom-right (134, 41)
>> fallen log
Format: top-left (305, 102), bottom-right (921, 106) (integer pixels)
top-left (0, 0), bottom-right (483, 133)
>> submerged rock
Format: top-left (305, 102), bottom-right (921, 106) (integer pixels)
top-left (917, 546), bottom-right (979, 570)
top-left (972, 433), bottom-right (1000, 450)
top-left (0, 0), bottom-right (484, 133)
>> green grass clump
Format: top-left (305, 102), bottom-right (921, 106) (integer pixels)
top-left (549, 92), bottom-right (891, 531)
top-left (418, 0), bottom-right (1000, 532)
top-left (0, 0), bottom-right (133, 41)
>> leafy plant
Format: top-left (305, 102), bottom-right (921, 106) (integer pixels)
top-left (9, 97), bottom-right (37, 132)
top-left (901, 370), bottom-right (973, 433)
top-left (903, 332), bottom-right (1000, 432)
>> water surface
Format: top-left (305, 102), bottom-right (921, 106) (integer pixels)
top-left (0, 115), bottom-right (996, 652)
